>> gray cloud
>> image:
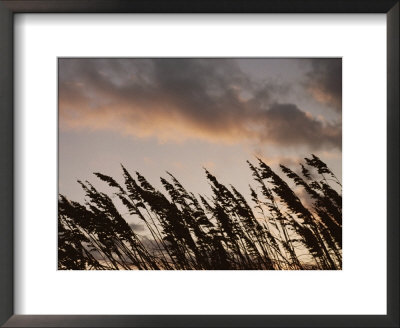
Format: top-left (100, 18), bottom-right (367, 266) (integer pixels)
top-left (59, 58), bottom-right (341, 150)
top-left (129, 223), bottom-right (145, 232)
top-left (305, 59), bottom-right (342, 112)
top-left (260, 103), bottom-right (341, 148)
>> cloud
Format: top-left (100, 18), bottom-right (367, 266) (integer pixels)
top-left (253, 153), bottom-right (302, 169)
top-left (260, 103), bottom-right (341, 149)
top-left (59, 58), bottom-right (341, 150)
top-left (129, 223), bottom-right (145, 232)
top-left (305, 59), bottom-right (342, 112)
top-left (202, 161), bottom-right (216, 171)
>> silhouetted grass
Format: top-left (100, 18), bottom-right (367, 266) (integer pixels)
top-left (58, 154), bottom-right (342, 270)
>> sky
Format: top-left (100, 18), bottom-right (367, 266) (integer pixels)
top-left (59, 58), bottom-right (342, 225)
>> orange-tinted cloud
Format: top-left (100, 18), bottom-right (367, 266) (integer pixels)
top-left (305, 59), bottom-right (342, 112)
top-left (59, 58), bottom-right (341, 150)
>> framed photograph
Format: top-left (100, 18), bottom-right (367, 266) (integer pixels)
top-left (0, 1), bottom-right (398, 327)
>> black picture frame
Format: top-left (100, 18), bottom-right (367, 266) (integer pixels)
top-left (0, 1), bottom-right (398, 327)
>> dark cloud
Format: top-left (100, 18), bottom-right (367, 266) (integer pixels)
top-left (59, 58), bottom-right (341, 150)
top-left (260, 103), bottom-right (341, 149)
top-left (129, 223), bottom-right (145, 232)
top-left (305, 59), bottom-right (342, 112)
